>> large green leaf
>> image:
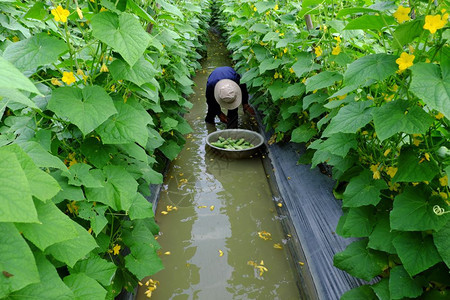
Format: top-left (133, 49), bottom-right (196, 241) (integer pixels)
top-left (410, 62), bottom-right (450, 119)
top-left (336, 206), bottom-right (376, 238)
top-left (342, 170), bottom-right (388, 207)
top-left (78, 202), bottom-right (108, 236)
top-left (96, 99), bottom-right (151, 146)
top-left (344, 15), bottom-right (395, 31)
top-left (3, 33), bottom-right (68, 71)
top-left (333, 239), bottom-right (387, 281)
top-left (0, 88), bottom-right (39, 109)
top-left (52, 171), bottom-right (85, 204)
top-left (128, 193), bottom-right (154, 220)
top-left (393, 19), bottom-right (424, 49)
top-left (371, 278), bottom-right (390, 300)
top-left (18, 141), bottom-right (67, 171)
top-left (156, 0), bottom-right (183, 18)
top-left (91, 12), bottom-right (151, 66)
top-left (316, 133), bottom-right (357, 157)
top-left (323, 101), bottom-right (373, 136)
top-left (268, 80), bottom-right (290, 101)
top-left (344, 53), bottom-right (397, 88)
top-left (337, 7), bottom-right (378, 18)
top-left (45, 223), bottom-right (98, 268)
top-left (0, 57), bottom-right (40, 94)
top-left (48, 86), bottom-right (117, 136)
top-left (392, 147), bottom-right (440, 183)
top-left (291, 52), bottom-right (321, 78)
top-left (109, 57), bottom-right (157, 86)
top-left (71, 256), bottom-right (117, 286)
top-left (433, 223), bottom-right (450, 269)
top-left (368, 213), bottom-right (397, 254)
top-left (10, 252), bottom-right (74, 299)
top-left (283, 82), bottom-right (306, 98)
top-left (63, 273), bottom-right (107, 300)
top-left (390, 187), bottom-right (449, 231)
top-left (393, 232), bottom-right (441, 276)
top-left (0, 223), bottom-right (39, 297)
top-left (254, 1), bottom-right (275, 13)
top-left (305, 71), bottom-right (343, 93)
top-left (389, 265), bottom-right (423, 299)
top-left (290, 124), bottom-right (317, 143)
top-left (62, 163), bottom-right (103, 188)
top-left (159, 139), bottom-right (184, 160)
top-left (85, 165), bottom-right (138, 211)
top-left (372, 100), bottom-right (434, 141)
top-left (16, 200), bottom-right (78, 251)
top-left (259, 57), bottom-right (282, 74)
top-left (0, 148), bottom-right (37, 223)
top-left (341, 285), bottom-right (377, 300)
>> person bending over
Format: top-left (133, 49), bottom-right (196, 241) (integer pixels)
top-left (205, 66), bottom-right (255, 128)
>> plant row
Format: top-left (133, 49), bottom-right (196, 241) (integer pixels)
top-left (215, 0), bottom-right (449, 298)
top-left (0, 0), bottom-right (210, 298)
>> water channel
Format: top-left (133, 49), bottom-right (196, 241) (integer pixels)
top-left (136, 30), bottom-right (301, 300)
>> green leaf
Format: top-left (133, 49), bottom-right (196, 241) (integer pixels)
top-left (323, 101), bottom-right (373, 136)
top-left (316, 133), bottom-right (357, 157)
top-left (126, 0), bottom-right (155, 22)
top-left (372, 100), bottom-right (434, 141)
top-left (159, 139), bottom-right (183, 160)
top-left (18, 141), bottom-right (67, 171)
top-left (16, 200), bottom-right (78, 251)
top-left (290, 124), bottom-right (317, 143)
top-left (10, 252), bottom-right (74, 299)
top-left (78, 202), bottom-right (108, 236)
top-left (0, 88), bottom-right (39, 109)
top-left (305, 71), bottom-right (343, 93)
top-left (254, 1), bottom-right (275, 13)
top-left (63, 273), bottom-right (107, 300)
top-left (337, 7), bottom-right (379, 18)
top-left (0, 57), bottom-right (40, 94)
top-left (333, 239), bottom-right (387, 281)
top-left (128, 193), bottom-right (154, 220)
top-left (259, 57), bottom-right (282, 74)
top-left (341, 285), bottom-right (377, 300)
top-left (48, 86), bottom-right (117, 136)
top-left (303, 91), bottom-right (328, 110)
top-left (283, 82), bottom-right (305, 98)
top-left (0, 148), bottom-right (37, 223)
top-left (156, 0), bottom-right (183, 18)
top-left (3, 33), bottom-right (68, 71)
top-left (392, 147), bottom-right (440, 183)
top-left (85, 165), bottom-right (138, 211)
top-left (249, 23), bottom-right (270, 34)
top-left (433, 222), bottom-right (450, 269)
top-left (0, 223), bottom-right (39, 298)
top-left (71, 256), bottom-right (117, 286)
top-left (46, 223), bottom-right (98, 268)
top-left (344, 53), bottom-right (397, 88)
top-left (389, 265), bottom-right (423, 299)
top-left (291, 52), bottom-right (321, 78)
top-left (393, 19), bottom-right (424, 49)
top-left (96, 99), bottom-right (151, 146)
top-left (268, 80), bottom-right (290, 101)
top-left (336, 206), bottom-right (376, 238)
top-left (368, 213), bottom-right (397, 254)
top-left (371, 278), bottom-right (390, 300)
top-left (410, 62), bottom-right (450, 119)
top-left (79, 137), bottom-right (116, 169)
top-left (393, 232), bottom-right (441, 276)
top-left (23, 2), bottom-right (47, 20)
top-left (344, 15), bottom-right (395, 31)
top-left (62, 163), bottom-right (103, 188)
top-left (110, 57), bottom-right (157, 86)
top-left (390, 187), bottom-right (449, 231)
top-left (343, 170), bottom-right (388, 207)
top-left (52, 171), bottom-right (85, 204)
top-left (91, 12), bottom-right (151, 66)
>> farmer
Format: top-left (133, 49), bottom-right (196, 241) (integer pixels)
top-left (205, 66), bottom-right (255, 129)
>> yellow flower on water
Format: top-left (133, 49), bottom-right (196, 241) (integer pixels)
top-left (100, 63), bottom-right (109, 72)
top-left (210, 205), bottom-right (215, 211)
top-left (258, 230), bottom-right (272, 240)
top-left (393, 5), bottom-right (411, 24)
top-left (332, 45), bottom-right (341, 55)
top-left (423, 14), bottom-right (447, 34)
top-left (113, 244), bottom-right (121, 255)
top-left (161, 211), bottom-right (168, 215)
top-left (277, 203), bottom-right (283, 207)
top-left (274, 4), bottom-right (279, 10)
top-left (51, 5), bottom-right (70, 23)
top-left (76, 6), bottom-right (83, 19)
top-left (435, 112), bottom-right (445, 119)
top-left (62, 71), bottom-right (76, 85)
top-left (386, 167), bottom-right (398, 178)
top-left (218, 250), bottom-right (224, 257)
top-left (164, 251), bottom-right (171, 255)
top-left (51, 77), bottom-right (63, 86)
top-left (396, 52), bottom-right (415, 71)
top-left (439, 175), bottom-right (448, 187)
top-left (273, 243), bottom-right (283, 249)
top-left (314, 46), bottom-right (323, 57)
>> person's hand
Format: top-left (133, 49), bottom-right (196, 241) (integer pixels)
top-left (243, 104), bottom-right (256, 115)
top-left (219, 113), bottom-right (228, 124)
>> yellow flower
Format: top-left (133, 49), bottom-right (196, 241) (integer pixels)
top-left (370, 163), bottom-right (381, 180)
top-left (314, 46), bottom-right (323, 57)
top-left (396, 52), bottom-right (415, 71)
top-left (273, 243), bottom-right (283, 249)
top-left (274, 4), bottom-right (279, 11)
top-left (100, 63), bottom-right (109, 72)
top-left (439, 175), bottom-right (448, 187)
top-left (435, 112), bottom-right (445, 119)
top-left (62, 71), bottom-right (76, 85)
top-left (393, 5), bottom-right (411, 24)
top-left (334, 35), bottom-right (341, 43)
top-left (332, 45), bottom-right (341, 55)
top-left (274, 72), bottom-right (279, 79)
top-left (12, 36), bottom-right (20, 42)
top-left (76, 6), bottom-right (83, 19)
top-left (283, 47), bottom-right (288, 53)
top-left (423, 14), bottom-right (448, 34)
top-left (424, 153), bottom-right (430, 161)
top-left (289, 67), bottom-right (294, 73)
top-left (51, 5), bottom-right (70, 23)
top-left (164, 251), bottom-right (171, 255)
top-left (100, 7), bottom-right (108, 12)
top-left (386, 167), bottom-right (398, 178)
top-left (253, 6), bottom-right (257, 12)
top-left (440, 192), bottom-right (448, 200)
top-left (258, 230), bottom-right (272, 240)
top-left (218, 250), bottom-right (224, 257)
top-left (113, 244), bottom-right (121, 255)
top-left (51, 77), bottom-right (63, 86)
top-left (210, 205), bottom-right (215, 211)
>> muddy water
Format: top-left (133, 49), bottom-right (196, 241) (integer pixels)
top-left (136, 30), bottom-right (301, 300)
